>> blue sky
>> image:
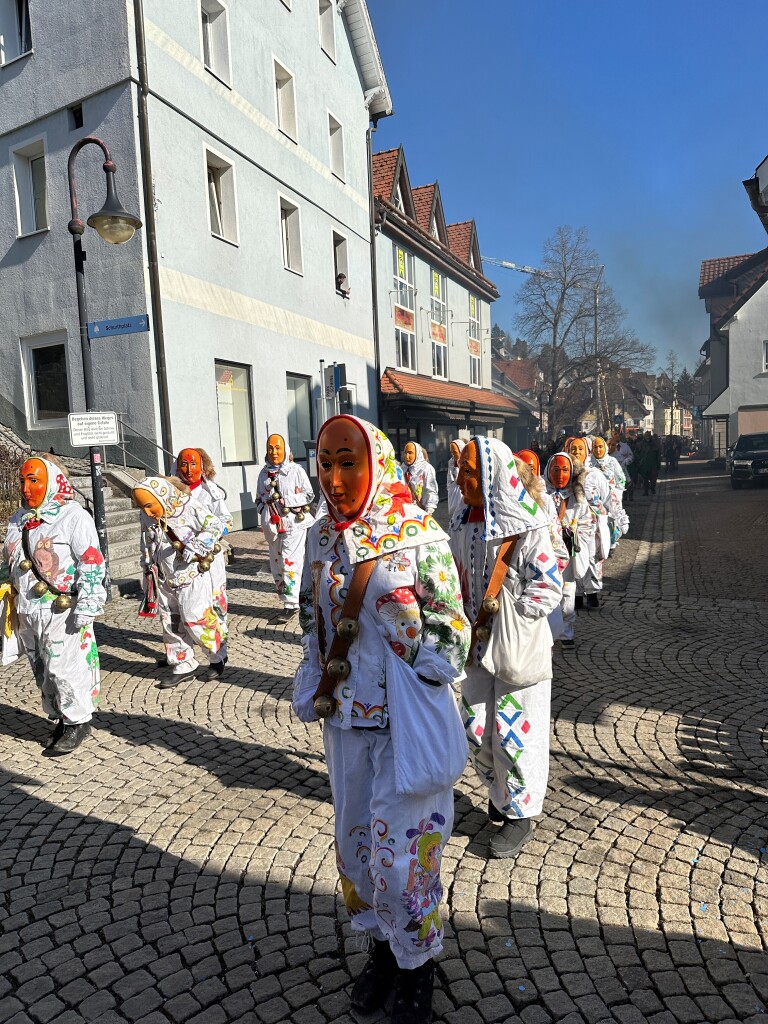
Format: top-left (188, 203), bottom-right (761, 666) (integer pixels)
top-left (366, 0), bottom-right (767, 374)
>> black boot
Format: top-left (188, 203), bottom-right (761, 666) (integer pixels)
top-left (488, 817), bottom-right (533, 859)
top-left (575, 595), bottom-right (584, 610)
top-left (586, 593), bottom-right (600, 609)
top-left (46, 722), bottom-right (92, 756)
top-left (43, 719), bottom-right (65, 750)
top-left (350, 938), bottom-right (397, 1014)
top-left (488, 798), bottom-right (506, 823)
top-left (199, 657), bottom-right (227, 682)
top-left (391, 959), bottom-right (435, 1024)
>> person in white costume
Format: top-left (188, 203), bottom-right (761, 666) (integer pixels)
top-left (402, 442), bottom-right (439, 515)
top-left (544, 452), bottom-right (594, 645)
top-left (256, 433), bottom-right (314, 612)
top-left (590, 436), bottom-right (629, 549)
top-left (446, 438), bottom-right (466, 522)
top-left (293, 414), bottom-right (470, 1024)
top-left (567, 437), bottom-right (609, 608)
top-left (133, 477), bottom-right (228, 686)
top-left (2, 457), bottom-right (106, 755)
top-left (450, 436), bottom-right (562, 858)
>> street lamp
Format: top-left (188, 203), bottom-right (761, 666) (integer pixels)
top-left (538, 389), bottom-right (551, 446)
top-left (67, 137), bottom-right (142, 592)
top-left (592, 265), bottom-right (605, 433)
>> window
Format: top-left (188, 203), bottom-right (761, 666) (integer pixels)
top-left (333, 231), bottom-right (349, 296)
top-left (319, 0), bottom-right (336, 61)
top-left (0, 0), bottom-right (31, 66)
top-left (200, 0), bottom-right (231, 84)
top-left (274, 59), bottom-right (297, 140)
top-left (21, 333), bottom-right (70, 428)
top-left (280, 196), bottom-right (303, 274)
top-left (11, 138), bottom-right (48, 236)
top-left (205, 149), bottom-right (238, 243)
top-left (392, 244), bottom-right (416, 371)
top-left (287, 374), bottom-right (313, 469)
top-left (763, 341), bottom-right (768, 372)
top-left (468, 293), bottom-right (481, 386)
top-left (328, 112), bottom-right (344, 180)
top-left (430, 271), bottom-right (447, 379)
top-left (215, 361), bottom-right (254, 463)
top-left (68, 104), bottom-right (83, 131)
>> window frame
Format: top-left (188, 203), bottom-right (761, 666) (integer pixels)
top-left (763, 340), bottom-right (768, 373)
top-left (20, 331), bottom-right (72, 430)
top-left (468, 293), bottom-right (482, 387)
top-left (204, 144), bottom-right (239, 246)
top-left (0, 0), bottom-right (32, 67)
top-left (327, 110), bottom-right (345, 181)
top-left (392, 244), bottom-right (417, 372)
top-left (199, 0), bottom-right (232, 87)
top-left (318, 0), bottom-right (336, 62)
top-left (273, 56), bottom-right (298, 142)
top-left (214, 359), bottom-right (257, 466)
top-left (11, 133), bottom-right (48, 237)
top-left (286, 372), bottom-right (314, 471)
top-left (279, 193), bottom-right (304, 275)
top-left (332, 229), bottom-right (349, 296)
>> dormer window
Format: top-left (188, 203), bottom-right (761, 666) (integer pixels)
top-left (430, 216), bottom-right (439, 241)
top-left (393, 182), bottom-right (404, 212)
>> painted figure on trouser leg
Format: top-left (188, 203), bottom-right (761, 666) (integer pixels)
top-left (1, 457), bottom-right (106, 755)
top-left (256, 433), bottom-right (314, 613)
top-left (450, 437), bottom-right (562, 858)
top-left (293, 415), bottom-right (470, 1024)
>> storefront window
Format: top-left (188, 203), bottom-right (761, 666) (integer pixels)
top-left (215, 361), bottom-right (255, 463)
top-left (286, 373), bottom-right (312, 468)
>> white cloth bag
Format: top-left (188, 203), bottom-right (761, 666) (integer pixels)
top-left (479, 579), bottom-right (553, 689)
top-left (0, 587), bottom-right (21, 667)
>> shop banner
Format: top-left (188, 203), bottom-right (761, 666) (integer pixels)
top-left (395, 305), bottom-right (415, 331)
top-left (430, 321), bottom-right (447, 344)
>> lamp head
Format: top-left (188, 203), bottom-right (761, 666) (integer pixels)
top-left (87, 167), bottom-right (142, 244)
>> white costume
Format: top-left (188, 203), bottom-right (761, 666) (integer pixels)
top-left (138, 478), bottom-right (227, 673)
top-left (256, 445), bottom-right (314, 610)
top-left (446, 439), bottom-right (466, 523)
top-left (450, 438), bottom-right (562, 819)
top-left (2, 460), bottom-right (106, 725)
top-left (590, 449), bottom-right (629, 548)
top-left (545, 454), bottom-right (594, 639)
top-left (293, 417), bottom-right (470, 970)
top-left (404, 446), bottom-right (439, 515)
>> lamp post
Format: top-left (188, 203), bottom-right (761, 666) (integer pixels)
top-left (67, 137), bottom-right (142, 592)
top-left (538, 389), bottom-right (551, 446)
top-left (592, 265), bottom-right (605, 433)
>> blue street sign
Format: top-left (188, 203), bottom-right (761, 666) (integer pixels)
top-left (87, 314), bottom-right (150, 339)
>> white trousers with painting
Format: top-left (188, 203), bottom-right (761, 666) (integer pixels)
top-left (158, 559), bottom-right (228, 670)
top-left (461, 665), bottom-right (551, 819)
top-left (324, 723), bottom-right (454, 970)
top-left (263, 519), bottom-right (309, 609)
top-left (16, 608), bottom-right (100, 725)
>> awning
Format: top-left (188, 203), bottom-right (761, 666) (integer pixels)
top-left (380, 368), bottom-right (524, 417)
top-left (703, 387), bottom-right (731, 418)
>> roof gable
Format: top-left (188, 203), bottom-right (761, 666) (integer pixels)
top-left (412, 181), bottom-right (448, 245)
top-left (372, 146), bottom-right (415, 219)
top-left (447, 220), bottom-right (481, 269)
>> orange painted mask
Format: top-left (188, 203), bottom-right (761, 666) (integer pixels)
top-left (592, 437), bottom-right (607, 459)
top-left (177, 448), bottom-right (202, 485)
top-left (549, 455), bottom-right (572, 490)
top-left (133, 486), bottom-right (165, 520)
top-left (19, 458), bottom-right (48, 509)
top-left (568, 437), bottom-right (588, 464)
top-left (266, 433), bottom-right (286, 466)
top-left (403, 442), bottom-right (417, 466)
top-left (457, 440), bottom-right (484, 507)
top-left (516, 449), bottom-right (540, 476)
top-left (318, 417), bottom-right (371, 521)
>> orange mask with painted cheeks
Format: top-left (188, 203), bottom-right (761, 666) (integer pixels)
top-left (549, 455), bottom-right (572, 490)
top-left (592, 437), bottom-right (607, 459)
top-left (403, 442), bottom-right (417, 466)
top-left (318, 418), bottom-right (371, 521)
top-left (177, 448), bottom-right (202, 485)
top-left (133, 486), bottom-right (165, 520)
top-left (450, 441), bottom-right (463, 464)
top-left (568, 437), bottom-right (588, 464)
top-left (20, 458), bottom-right (47, 509)
top-left (516, 449), bottom-right (540, 476)
top-left (266, 434), bottom-right (286, 466)
top-left (457, 440), bottom-right (484, 507)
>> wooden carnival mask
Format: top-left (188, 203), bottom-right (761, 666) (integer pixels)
top-left (132, 486), bottom-right (165, 520)
top-left (457, 440), bottom-right (484, 507)
top-left (548, 454), bottom-right (572, 490)
top-left (403, 442), bottom-right (417, 466)
top-left (592, 437), bottom-right (607, 459)
top-left (568, 437), bottom-right (588, 464)
top-left (266, 434), bottom-right (286, 466)
top-left (450, 441), bottom-right (463, 464)
top-left (177, 448), bottom-right (203, 485)
top-left (318, 417), bottom-right (370, 521)
top-left (516, 449), bottom-right (540, 476)
top-left (19, 458), bottom-right (47, 509)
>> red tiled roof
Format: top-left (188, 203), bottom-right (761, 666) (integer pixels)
top-left (699, 253), bottom-right (755, 290)
top-left (381, 368), bottom-right (521, 412)
top-left (447, 221), bottom-right (473, 263)
top-left (372, 148), bottom-right (399, 201)
top-left (493, 358), bottom-right (540, 392)
top-left (714, 263), bottom-right (768, 329)
top-left (412, 184), bottom-right (435, 234)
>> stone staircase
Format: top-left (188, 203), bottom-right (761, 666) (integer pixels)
top-left (68, 471), bottom-right (142, 592)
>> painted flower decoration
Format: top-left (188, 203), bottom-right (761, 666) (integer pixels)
top-left (80, 546), bottom-right (104, 565)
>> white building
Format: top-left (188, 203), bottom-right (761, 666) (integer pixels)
top-left (0, 0), bottom-right (391, 528)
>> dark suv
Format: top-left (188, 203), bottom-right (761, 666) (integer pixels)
top-left (728, 432), bottom-right (768, 488)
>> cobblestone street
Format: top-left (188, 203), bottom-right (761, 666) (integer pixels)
top-left (1, 461), bottom-right (767, 1024)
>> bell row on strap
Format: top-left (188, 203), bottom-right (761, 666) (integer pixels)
top-left (482, 596), bottom-right (500, 615)
top-left (476, 625), bottom-right (491, 643)
top-left (336, 617), bottom-right (360, 641)
top-left (19, 559), bottom-right (33, 572)
top-left (327, 656), bottom-right (351, 681)
top-left (314, 694), bottom-right (336, 719)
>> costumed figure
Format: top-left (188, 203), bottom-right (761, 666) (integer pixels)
top-left (636, 430), bottom-right (662, 495)
top-left (450, 437), bottom-right (562, 858)
top-left (567, 436), bottom-right (609, 608)
top-left (544, 453), bottom-right (593, 644)
top-left (610, 429), bottom-right (635, 502)
top-left (403, 442), bottom-right (439, 515)
top-left (256, 433), bottom-right (314, 612)
top-left (133, 477), bottom-right (228, 686)
top-left (292, 414), bottom-right (470, 1024)
top-left (1, 458), bottom-right (106, 755)
top-left (446, 439), bottom-right (466, 522)
top-left (590, 436), bottom-right (629, 549)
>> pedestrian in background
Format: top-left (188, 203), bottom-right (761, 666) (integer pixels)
top-left (402, 442), bottom-right (439, 515)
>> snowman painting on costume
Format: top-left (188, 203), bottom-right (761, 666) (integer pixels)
top-left (2, 457), bottom-right (106, 756)
top-left (256, 434), bottom-right (314, 611)
top-left (403, 442), bottom-right (439, 514)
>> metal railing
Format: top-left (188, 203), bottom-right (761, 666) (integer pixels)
top-left (108, 415), bottom-right (175, 474)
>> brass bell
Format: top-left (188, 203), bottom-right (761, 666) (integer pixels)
top-left (476, 625), bottom-right (491, 643)
top-left (171, 540), bottom-right (184, 552)
top-left (327, 657), bottom-right (351, 681)
top-left (213, 543), bottom-right (222, 554)
top-left (53, 594), bottom-right (72, 611)
top-left (313, 694), bottom-right (336, 718)
top-left (336, 617), bottom-right (360, 641)
top-left (303, 505), bottom-right (311, 513)
top-left (198, 558), bottom-right (212, 573)
top-left (482, 596), bottom-right (500, 615)
top-left (32, 581), bottom-right (49, 598)
top-left (19, 559), bottom-right (33, 572)
top-left (295, 512), bottom-right (305, 523)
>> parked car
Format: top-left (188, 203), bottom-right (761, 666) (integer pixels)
top-left (728, 432), bottom-right (768, 488)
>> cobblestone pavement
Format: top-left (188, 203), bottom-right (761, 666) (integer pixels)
top-left (1, 462), bottom-right (767, 1024)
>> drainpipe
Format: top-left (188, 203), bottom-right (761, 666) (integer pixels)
top-left (134, 0), bottom-right (173, 472)
top-left (367, 116), bottom-right (383, 424)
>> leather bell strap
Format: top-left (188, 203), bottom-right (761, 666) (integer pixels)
top-left (469, 535), bottom-right (520, 654)
top-left (311, 556), bottom-right (377, 715)
top-left (21, 526), bottom-right (76, 598)
top-left (557, 499), bottom-right (568, 523)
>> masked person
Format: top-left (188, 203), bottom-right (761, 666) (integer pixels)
top-left (256, 433), bottom-right (314, 613)
top-left (402, 442), bottom-right (439, 515)
top-left (590, 436), bottom-right (629, 549)
top-left (446, 439), bottom-right (466, 522)
top-left (1, 458), bottom-right (106, 755)
top-left (450, 437), bottom-right (562, 858)
top-left (609, 431), bottom-right (635, 503)
top-left (292, 415), bottom-right (470, 1024)
top-left (545, 452), bottom-right (593, 645)
top-left (567, 437), bottom-right (609, 608)
top-left (133, 477), bottom-right (228, 686)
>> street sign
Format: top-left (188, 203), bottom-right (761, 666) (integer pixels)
top-left (68, 412), bottom-right (120, 447)
top-left (87, 314), bottom-right (149, 339)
